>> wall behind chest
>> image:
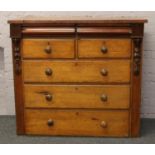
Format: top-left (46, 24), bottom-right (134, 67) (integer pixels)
top-left (0, 11), bottom-right (155, 118)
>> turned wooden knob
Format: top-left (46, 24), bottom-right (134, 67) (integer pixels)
top-left (101, 94), bottom-right (108, 102)
top-left (45, 94), bottom-right (53, 101)
top-left (100, 121), bottom-right (107, 128)
top-left (47, 119), bottom-right (54, 127)
top-left (45, 68), bottom-right (52, 76)
top-left (101, 69), bottom-right (108, 76)
top-left (44, 45), bottom-right (52, 54)
top-left (101, 46), bottom-right (108, 53)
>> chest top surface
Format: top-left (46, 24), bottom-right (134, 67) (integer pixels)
top-left (8, 17), bottom-right (147, 24)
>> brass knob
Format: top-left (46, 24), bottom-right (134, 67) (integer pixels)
top-left (101, 94), bottom-right (108, 102)
top-left (101, 69), bottom-right (108, 76)
top-left (101, 46), bottom-right (108, 53)
top-left (44, 45), bottom-right (52, 54)
top-left (45, 68), bottom-right (52, 76)
top-left (45, 94), bottom-right (52, 101)
top-left (100, 121), bottom-right (107, 128)
top-left (47, 119), bottom-right (54, 127)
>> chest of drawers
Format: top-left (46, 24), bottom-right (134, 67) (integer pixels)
top-left (9, 18), bottom-right (147, 137)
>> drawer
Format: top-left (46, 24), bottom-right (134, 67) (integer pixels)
top-left (25, 109), bottom-right (129, 136)
top-left (22, 39), bottom-right (75, 58)
top-left (24, 85), bottom-right (130, 109)
top-left (78, 39), bottom-right (131, 58)
top-left (23, 60), bottom-right (130, 83)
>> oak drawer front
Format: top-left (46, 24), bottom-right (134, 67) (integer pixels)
top-left (78, 39), bottom-right (131, 58)
top-left (24, 85), bottom-right (130, 109)
top-left (23, 60), bottom-right (130, 83)
top-left (25, 109), bottom-right (129, 136)
top-left (22, 39), bottom-right (75, 58)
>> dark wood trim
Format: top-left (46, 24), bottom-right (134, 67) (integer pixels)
top-left (130, 38), bottom-right (143, 137)
top-left (131, 24), bottom-right (144, 37)
top-left (23, 33), bottom-right (131, 38)
top-left (11, 35), bottom-right (25, 134)
top-left (10, 24), bottom-right (22, 38)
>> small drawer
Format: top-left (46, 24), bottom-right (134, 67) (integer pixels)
top-left (78, 39), bottom-right (131, 58)
top-left (22, 39), bottom-right (75, 58)
top-left (23, 60), bottom-right (130, 83)
top-left (24, 85), bottom-right (130, 109)
top-left (25, 109), bottom-right (129, 136)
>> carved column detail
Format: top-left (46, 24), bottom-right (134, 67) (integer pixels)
top-left (13, 38), bottom-right (21, 75)
top-left (133, 38), bottom-right (142, 76)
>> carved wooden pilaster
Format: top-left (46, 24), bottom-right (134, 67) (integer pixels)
top-left (133, 38), bottom-right (142, 76)
top-left (11, 24), bottom-right (25, 134)
top-left (130, 37), bottom-right (143, 137)
top-left (13, 38), bottom-right (21, 75)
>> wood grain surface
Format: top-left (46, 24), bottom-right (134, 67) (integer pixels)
top-left (25, 109), bottom-right (129, 136)
top-left (23, 60), bottom-right (131, 83)
top-left (22, 39), bottom-right (75, 58)
top-left (24, 84), bottom-right (130, 109)
top-left (78, 39), bottom-right (131, 58)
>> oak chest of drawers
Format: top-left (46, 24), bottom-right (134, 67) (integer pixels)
top-left (9, 18), bottom-right (147, 137)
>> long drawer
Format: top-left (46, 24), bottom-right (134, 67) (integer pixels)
top-left (23, 60), bottom-right (131, 83)
top-left (22, 39), bottom-right (75, 58)
top-left (78, 39), bottom-right (131, 58)
top-left (24, 85), bottom-right (130, 109)
top-left (25, 109), bottom-right (129, 136)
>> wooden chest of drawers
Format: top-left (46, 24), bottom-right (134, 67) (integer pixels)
top-left (9, 18), bottom-right (147, 137)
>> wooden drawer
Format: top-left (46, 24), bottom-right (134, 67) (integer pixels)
top-left (78, 39), bottom-right (131, 58)
top-left (25, 109), bottom-right (129, 136)
top-left (23, 60), bottom-right (130, 83)
top-left (22, 39), bottom-right (75, 58)
top-left (24, 85), bottom-right (130, 109)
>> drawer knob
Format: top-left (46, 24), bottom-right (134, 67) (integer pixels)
top-left (47, 119), bottom-right (54, 127)
top-left (101, 46), bottom-right (108, 53)
top-left (100, 121), bottom-right (107, 128)
top-left (101, 69), bottom-right (108, 76)
top-left (101, 94), bottom-right (108, 102)
top-left (45, 68), bottom-right (52, 76)
top-left (45, 94), bottom-right (53, 101)
top-left (44, 45), bottom-right (52, 54)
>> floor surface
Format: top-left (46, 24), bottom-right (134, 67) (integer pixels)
top-left (0, 116), bottom-right (155, 144)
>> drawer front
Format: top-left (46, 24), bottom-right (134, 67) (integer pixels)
top-left (23, 60), bottom-right (130, 83)
top-left (25, 109), bottom-right (129, 136)
top-left (24, 85), bottom-right (130, 109)
top-left (22, 39), bottom-right (75, 58)
top-left (78, 39), bottom-right (131, 58)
